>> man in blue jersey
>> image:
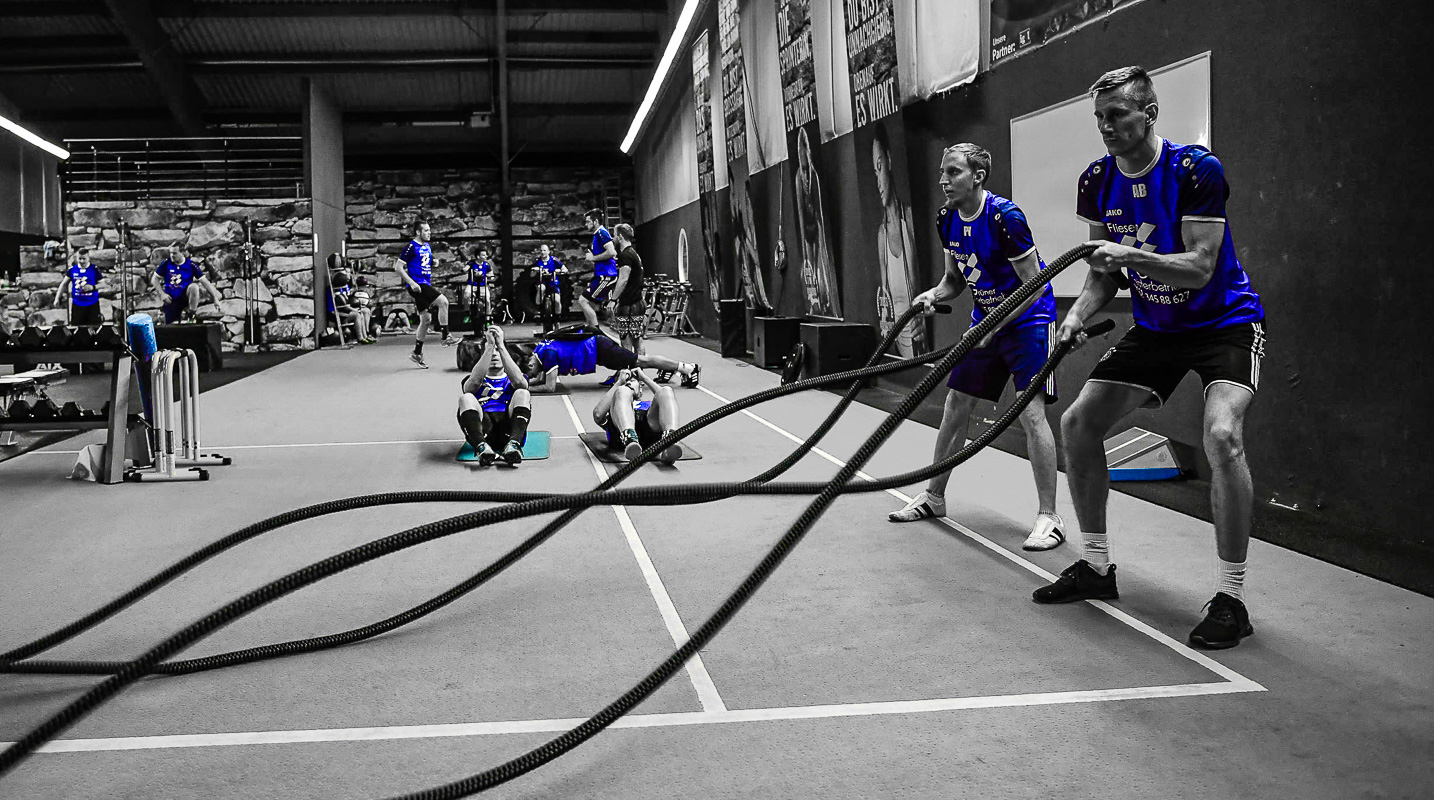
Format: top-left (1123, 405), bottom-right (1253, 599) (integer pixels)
top-left (888, 143), bottom-right (1066, 553)
top-left (55, 247), bottom-right (104, 327)
top-left (522, 324), bottom-right (699, 393)
top-left (592, 368), bottom-right (684, 465)
top-left (457, 325), bottom-right (532, 466)
top-left (1034, 66), bottom-right (1267, 650)
top-left (464, 246), bottom-right (494, 314)
top-left (394, 219), bottom-right (457, 368)
top-left (577, 209), bottom-right (620, 336)
top-left (531, 243), bottom-right (566, 333)
top-left (149, 244), bottom-right (221, 324)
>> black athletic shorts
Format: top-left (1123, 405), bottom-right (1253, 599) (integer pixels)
top-left (408, 283), bottom-right (443, 313)
top-left (600, 408), bottom-right (659, 448)
top-left (594, 335), bottom-right (639, 371)
top-left (70, 303), bottom-right (103, 327)
top-left (161, 287), bottom-right (191, 324)
top-left (1088, 320), bottom-right (1267, 407)
top-left (455, 405), bottom-right (514, 446)
top-left (584, 275), bottom-right (618, 304)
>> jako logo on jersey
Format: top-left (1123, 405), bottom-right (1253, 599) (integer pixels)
top-left (1132, 184), bottom-right (1148, 198)
top-left (1105, 209), bottom-right (1123, 217)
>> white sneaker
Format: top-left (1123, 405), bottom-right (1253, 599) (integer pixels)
top-left (889, 491), bottom-right (946, 522)
top-left (1022, 513), bottom-right (1066, 551)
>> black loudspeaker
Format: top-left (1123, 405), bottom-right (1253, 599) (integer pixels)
top-left (719, 299), bottom-right (746, 358)
top-left (753, 316), bottom-right (802, 367)
top-left (154, 323), bottom-right (224, 372)
top-left (800, 322), bottom-right (876, 379)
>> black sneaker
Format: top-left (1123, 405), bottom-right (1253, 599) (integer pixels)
top-left (680, 363), bottom-right (701, 388)
top-left (654, 369), bottom-right (675, 384)
top-left (500, 440), bottom-right (524, 466)
top-left (1032, 560), bottom-right (1119, 604)
top-left (1188, 592), bottom-right (1254, 649)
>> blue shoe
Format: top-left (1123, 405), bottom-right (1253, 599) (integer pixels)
top-left (598, 374), bottom-right (618, 387)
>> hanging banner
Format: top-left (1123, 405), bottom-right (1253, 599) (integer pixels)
top-left (778, 0), bottom-right (842, 319)
top-left (990, 0), bottom-right (1143, 67)
top-left (721, 0), bottom-right (771, 312)
top-left (692, 30), bottom-right (723, 313)
top-left (845, 0), bottom-right (900, 127)
top-left (846, 0), bottom-right (926, 355)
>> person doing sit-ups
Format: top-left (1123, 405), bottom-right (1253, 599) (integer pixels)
top-left (457, 325), bottom-right (533, 466)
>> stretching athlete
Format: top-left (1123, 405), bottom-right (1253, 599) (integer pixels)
top-left (889, 143), bottom-right (1065, 552)
top-left (395, 219), bottom-right (456, 368)
top-left (457, 325), bottom-right (533, 466)
top-left (1034, 66), bottom-right (1267, 650)
top-left (521, 325), bottom-right (699, 393)
top-left (593, 368), bottom-right (684, 465)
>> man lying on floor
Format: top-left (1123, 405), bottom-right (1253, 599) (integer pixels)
top-left (457, 325), bottom-right (533, 466)
top-left (521, 324), bottom-right (701, 393)
top-left (593, 368), bottom-right (684, 465)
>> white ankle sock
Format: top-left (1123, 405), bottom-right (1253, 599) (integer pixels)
top-left (925, 490), bottom-right (944, 500)
top-left (1082, 530), bottom-right (1109, 574)
top-left (1218, 558), bottom-right (1246, 600)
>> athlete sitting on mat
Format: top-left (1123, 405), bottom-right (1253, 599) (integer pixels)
top-left (457, 325), bottom-right (532, 466)
top-left (593, 368), bottom-right (684, 464)
top-left (889, 142), bottom-right (1066, 554)
top-left (521, 325), bottom-right (700, 393)
top-left (150, 244), bottom-right (221, 324)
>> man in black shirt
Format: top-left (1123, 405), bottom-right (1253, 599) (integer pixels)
top-left (598, 224), bottom-right (651, 388)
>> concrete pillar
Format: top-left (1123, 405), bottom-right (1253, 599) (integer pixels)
top-left (303, 79), bottom-right (344, 343)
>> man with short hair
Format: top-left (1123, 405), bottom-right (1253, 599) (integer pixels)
top-left (531, 243), bottom-right (566, 333)
top-left (521, 324), bottom-right (699, 393)
top-left (1034, 66), bottom-right (1267, 650)
top-left (149, 244), bottom-right (220, 324)
top-left (458, 325), bottom-right (532, 466)
top-left (600, 223), bottom-right (647, 386)
top-left (55, 247), bottom-right (104, 327)
top-left (395, 218), bottom-right (456, 368)
top-left (465, 246), bottom-right (494, 314)
top-left (592, 368), bottom-right (684, 465)
top-left (889, 142), bottom-right (1065, 554)
top-left (577, 209), bottom-right (620, 336)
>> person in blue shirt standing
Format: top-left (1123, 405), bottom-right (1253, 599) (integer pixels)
top-left (1034, 66), bottom-right (1267, 650)
top-left (149, 244), bottom-right (220, 324)
top-left (888, 143), bottom-right (1065, 555)
top-left (577, 209), bottom-right (620, 335)
top-left (394, 218), bottom-right (457, 368)
top-left (531, 243), bottom-right (566, 333)
top-left (54, 247), bottom-right (104, 327)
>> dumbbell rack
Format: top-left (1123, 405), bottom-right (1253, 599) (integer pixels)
top-left (0, 344), bottom-right (133, 484)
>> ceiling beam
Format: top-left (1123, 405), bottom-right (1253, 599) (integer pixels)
top-left (31, 104), bottom-right (629, 125)
top-left (0, 54), bottom-right (654, 75)
top-left (100, 0), bottom-right (208, 136)
top-left (1, 0), bottom-right (665, 15)
top-left (507, 30), bottom-right (660, 46)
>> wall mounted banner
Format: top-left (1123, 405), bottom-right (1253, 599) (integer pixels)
top-left (778, 0), bottom-right (842, 319)
top-left (692, 30), bottom-right (723, 312)
top-left (845, 0), bottom-right (900, 127)
top-left (720, 0), bottom-right (771, 311)
top-left (990, 0), bottom-right (1143, 67)
top-left (718, 0), bottom-right (747, 164)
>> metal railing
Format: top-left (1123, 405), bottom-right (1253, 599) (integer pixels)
top-left (61, 137), bottom-right (305, 202)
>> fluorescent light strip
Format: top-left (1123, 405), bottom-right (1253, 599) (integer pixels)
top-left (0, 113), bottom-right (70, 160)
top-left (620, 0), bottom-right (703, 154)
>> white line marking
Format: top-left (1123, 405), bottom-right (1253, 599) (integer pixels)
top-left (695, 385), bottom-right (1266, 693)
top-left (1105, 430), bottom-right (1154, 457)
top-left (18, 681), bottom-right (1254, 754)
top-left (24, 437), bottom-right (581, 455)
top-left (560, 394), bottom-right (727, 713)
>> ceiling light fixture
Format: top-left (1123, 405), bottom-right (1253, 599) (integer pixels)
top-left (0, 113), bottom-right (70, 159)
top-left (620, 0), bottom-right (703, 154)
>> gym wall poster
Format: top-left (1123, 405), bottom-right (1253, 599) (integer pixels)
top-left (989, 0), bottom-right (1145, 67)
top-left (692, 29), bottom-right (725, 314)
top-left (720, 0), bottom-right (772, 313)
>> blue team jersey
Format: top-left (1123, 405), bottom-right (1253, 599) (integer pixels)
top-left (400, 240), bottom-right (433, 285)
top-left (467, 261), bottom-right (491, 287)
top-left (534, 337), bottom-right (598, 376)
top-left (471, 375), bottom-right (514, 413)
top-left (1076, 139), bottom-right (1264, 332)
top-left (156, 259), bottom-right (202, 297)
top-left (534, 256), bottom-right (563, 287)
top-left (68, 264), bottom-right (101, 306)
top-left (327, 284), bottom-right (352, 315)
top-left (937, 191), bottom-right (1055, 330)
top-left (591, 227), bottom-right (618, 277)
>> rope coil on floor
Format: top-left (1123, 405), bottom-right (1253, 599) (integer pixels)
top-left (0, 244), bottom-right (1103, 797)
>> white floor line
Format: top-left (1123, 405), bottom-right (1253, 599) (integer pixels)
top-left (24, 436), bottom-right (582, 455)
top-left (559, 395), bottom-right (728, 713)
top-left (695, 385), bottom-right (1267, 693)
top-left (18, 680), bottom-right (1252, 755)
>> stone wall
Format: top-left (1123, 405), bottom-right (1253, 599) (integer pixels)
top-left (6, 198), bottom-right (316, 351)
top-left (343, 166), bottom-right (632, 317)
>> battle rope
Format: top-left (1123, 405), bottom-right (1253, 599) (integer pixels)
top-left (0, 244), bottom-right (1098, 788)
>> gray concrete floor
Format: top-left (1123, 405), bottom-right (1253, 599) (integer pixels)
top-left (1, 334), bottom-right (1430, 799)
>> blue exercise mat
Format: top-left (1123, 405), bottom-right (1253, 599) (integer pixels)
top-left (456, 430), bottom-right (550, 461)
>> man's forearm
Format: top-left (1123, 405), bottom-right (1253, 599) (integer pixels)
top-left (1115, 248), bottom-right (1214, 290)
top-left (1066, 272), bottom-right (1119, 325)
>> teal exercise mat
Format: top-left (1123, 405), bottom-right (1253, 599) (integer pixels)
top-left (578, 431), bottom-right (702, 463)
top-left (456, 430), bottom-right (551, 461)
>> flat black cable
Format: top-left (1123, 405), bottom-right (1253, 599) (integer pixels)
top-left (0, 242), bottom-right (1095, 781)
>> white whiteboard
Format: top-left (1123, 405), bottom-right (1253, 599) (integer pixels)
top-left (1010, 52), bottom-right (1211, 296)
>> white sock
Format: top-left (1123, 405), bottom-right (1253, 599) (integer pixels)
top-left (1082, 530), bottom-right (1109, 574)
top-left (1217, 558), bottom-right (1246, 601)
top-left (924, 489), bottom-right (944, 500)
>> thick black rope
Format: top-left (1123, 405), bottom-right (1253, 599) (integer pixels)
top-left (0, 304), bottom-right (945, 675)
top-left (0, 245), bottom-right (1095, 784)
